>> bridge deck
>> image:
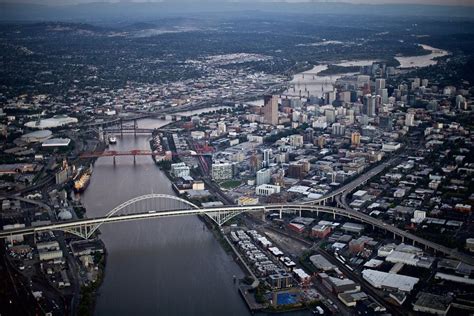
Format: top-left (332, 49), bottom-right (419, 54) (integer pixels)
top-left (1, 203), bottom-right (472, 265)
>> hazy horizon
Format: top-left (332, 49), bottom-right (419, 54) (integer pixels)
top-left (1, 0), bottom-right (473, 6)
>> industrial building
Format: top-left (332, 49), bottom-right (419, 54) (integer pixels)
top-left (320, 273), bottom-right (360, 294)
top-left (341, 222), bottom-right (365, 234)
top-left (309, 255), bottom-right (335, 271)
top-left (413, 292), bottom-right (452, 316)
top-left (362, 269), bottom-right (419, 292)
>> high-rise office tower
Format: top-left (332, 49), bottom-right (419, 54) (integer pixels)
top-left (363, 94), bottom-right (376, 117)
top-left (405, 112), bottom-right (415, 127)
top-left (325, 108), bottom-right (336, 124)
top-left (351, 132), bottom-right (361, 146)
top-left (379, 114), bottom-right (393, 131)
top-left (375, 78), bottom-right (386, 95)
top-left (262, 149), bottom-right (272, 168)
top-left (368, 95), bottom-right (376, 117)
top-left (381, 88), bottom-right (388, 104)
top-left (263, 95), bottom-right (278, 125)
top-left (332, 123), bottom-right (345, 136)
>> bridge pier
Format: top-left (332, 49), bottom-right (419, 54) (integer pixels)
top-left (133, 155), bottom-right (136, 164)
top-left (113, 156), bottom-right (116, 165)
top-left (134, 119), bottom-right (137, 137)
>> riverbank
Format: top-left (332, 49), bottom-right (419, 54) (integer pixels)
top-left (80, 118), bottom-right (250, 315)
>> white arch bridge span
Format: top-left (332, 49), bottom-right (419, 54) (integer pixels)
top-left (1, 194), bottom-right (473, 265)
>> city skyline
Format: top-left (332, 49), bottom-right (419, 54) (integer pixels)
top-left (1, 0), bottom-right (473, 6)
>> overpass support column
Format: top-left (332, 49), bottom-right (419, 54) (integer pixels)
top-left (133, 155), bottom-right (136, 164)
top-left (402, 236), bottom-right (405, 243)
top-left (113, 156), bottom-right (116, 165)
top-left (120, 119), bottom-right (123, 138)
top-left (261, 209), bottom-right (266, 222)
top-left (333, 211), bottom-right (336, 220)
top-left (279, 207), bottom-right (283, 219)
top-left (134, 119), bottom-right (137, 137)
top-left (299, 206), bottom-right (302, 218)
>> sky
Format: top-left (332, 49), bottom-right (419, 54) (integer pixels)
top-left (2, 0), bottom-right (473, 6)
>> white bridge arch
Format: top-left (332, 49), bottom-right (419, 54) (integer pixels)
top-left (62, 194), bottom-right (253, 239)
top-left (1, 195), bottom-right (474, 265)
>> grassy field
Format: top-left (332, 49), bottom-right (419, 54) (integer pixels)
top-left (219, 179), bottom-right (242, 189)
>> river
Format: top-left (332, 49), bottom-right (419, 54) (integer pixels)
top-left (79, 116), bottom-right (250, 315)
top-left (395, 44), bottom-right (449, 68)
top-left (282, 44), bottom-right (448, 99)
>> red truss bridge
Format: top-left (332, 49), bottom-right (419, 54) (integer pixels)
top-left (79, 149), bottom-right (212, 163)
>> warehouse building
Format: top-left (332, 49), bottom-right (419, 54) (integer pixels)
top-left (320, 273), bottom-right (360, 294)
top-left (413, 292), bottom-right (452, 315)
top-left (309, 254), bottom-right (335, 272)
top-left (341, 222), bottom-right (365, 234)
top-left (362, 269), bottom-right (419, 292)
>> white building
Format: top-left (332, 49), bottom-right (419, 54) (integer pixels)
top-left (289, 134), bottom-right (304, 147)
top-left (256, 168), bottom-right (271, 186)
top-left (39, 249), bottom-right (63, 261)
top-left (332, 123), bottom-right (345, 136)
top-left (405, 112), bottom-right (415, 127)
top-left (25, 115), bottom-right (78, 129)
top-left (171, 162), bottom-right (191, 178)
top-left (191, 131), bottom-right (206, 139)
top-left (411, 210), bottom-right (426, 224)
top-left (313, 117), bottom-right (328, 129)
top-left (217, 122), bottom-right (227, 134)
top-left (212, 162), bottom-right (233, 180)
top-left (362, 269), bottom-right (419, 292)
top-left (394, 188), bottom-right (406, 198)
top-left (382, 142), bottom-right (401, 152)
top-left (262, 149), bottom-right (272, 167)
top-left (41, 138), bottom-right (71, 148)
top-left (256, 184), bottom-right (280, 196)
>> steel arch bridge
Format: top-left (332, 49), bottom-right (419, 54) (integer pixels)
top-left (58, 194), bottom-right (255, 239)
top-left (1, 194), bottom-right (474, 265)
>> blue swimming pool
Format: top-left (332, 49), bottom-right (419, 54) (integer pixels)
top-left (277, 293), bottom-right (298, 305)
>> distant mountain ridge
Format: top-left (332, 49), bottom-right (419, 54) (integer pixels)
top-left (1, 1), bottom-right (474, 22)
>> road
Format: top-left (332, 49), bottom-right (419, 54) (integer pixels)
top-left (303, 155), bottom-right (401, 205)
top-left (56, 231), bottom-right (81, 316)
top-left (335, 156), bottom-right (402, 210)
